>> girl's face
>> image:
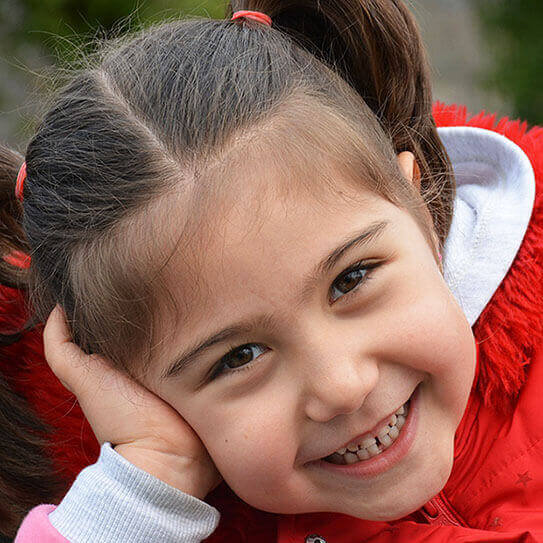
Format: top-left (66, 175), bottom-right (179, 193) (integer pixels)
top-left (147, 152), bottom-right (476, 521)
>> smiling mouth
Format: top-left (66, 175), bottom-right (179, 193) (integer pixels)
top-left (322, 397), bottom-right (412, 465)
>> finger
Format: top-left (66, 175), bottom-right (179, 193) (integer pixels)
top-left (43, 305), bottom-right (70, 361)
top-left (43, 305), bottom-right (81, 392)
top-left (43, 305), bottom-right (119, 398)
top-left (75, 362), bottom-right (191, 448)
top-left (42, 306), bottom-right (196, 448)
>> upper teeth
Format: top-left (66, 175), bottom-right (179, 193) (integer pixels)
top-left (334, 403), bottom-right (408, 456)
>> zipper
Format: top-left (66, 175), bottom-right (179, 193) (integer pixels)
top-left (419, 491), bottom-right (468, 527)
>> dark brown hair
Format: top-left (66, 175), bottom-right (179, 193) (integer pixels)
top-left (0, 0), bottom-right (454, 538)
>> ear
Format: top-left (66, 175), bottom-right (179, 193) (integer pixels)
top-left (397, 151), bottom-right (421, 191)
top-left (397, 151), bottom-right (441, 259)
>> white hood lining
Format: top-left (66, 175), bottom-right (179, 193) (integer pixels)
top-left (438, 126), bottom-right (536, 325)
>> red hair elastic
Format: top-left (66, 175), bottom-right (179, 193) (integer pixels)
top-left (231, 10), bottom-right (272, 27)
top-left (15, 161), bottom-right (27, 203)
top-left (8, 161), bottom-right (32, 267)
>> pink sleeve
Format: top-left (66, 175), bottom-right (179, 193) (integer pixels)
top-left (14, 504), bottom-right (70, 543)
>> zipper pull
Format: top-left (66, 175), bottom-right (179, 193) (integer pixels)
top-left (420, 494), bottom-right (465, 526)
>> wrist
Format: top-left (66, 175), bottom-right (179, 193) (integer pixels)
top-left (113, 444), bottom-right (215, 500)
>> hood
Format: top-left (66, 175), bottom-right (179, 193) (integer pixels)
top-left (438, 125), bottom-right (536, 325)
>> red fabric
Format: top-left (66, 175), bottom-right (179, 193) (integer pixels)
top-left (3, 101), bottom-right (543, 541)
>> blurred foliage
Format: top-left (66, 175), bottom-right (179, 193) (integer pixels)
top-left (474, 0), bottom-right (543, 126)
top-left (2, 0), bottom-right (542, 133)
top-left (10, 0), bottom-right (226, 63)
top-left (0, 0), bottom-right (226, 144)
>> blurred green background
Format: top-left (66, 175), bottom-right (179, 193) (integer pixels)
top-left (0, 0), bottom-right (541, 149)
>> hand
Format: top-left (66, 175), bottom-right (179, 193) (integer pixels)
top-left (43, 304), bottom-right (222, 499)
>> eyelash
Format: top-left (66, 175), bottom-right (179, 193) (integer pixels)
top-left (208, 259), bottom-right (378, 381)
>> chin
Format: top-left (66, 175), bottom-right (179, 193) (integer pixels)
top-left (346, 455), bottom-right (454, 522)
top-left (343, 490), bottom-right (433, 522)
top-left (355, 497), bottom-right (428, 522)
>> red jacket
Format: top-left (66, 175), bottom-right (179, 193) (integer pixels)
top-left (3, 102), bottom-right (543, 541)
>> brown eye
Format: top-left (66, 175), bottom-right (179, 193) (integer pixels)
top-left (220, 344), bottom-right (268, 370)
top-left (329, 263), bottom-right (372, 303)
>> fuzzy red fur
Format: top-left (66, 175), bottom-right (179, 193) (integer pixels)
top-left (1, 102), bottom-right (542, 541)
top-left (432, 101), bottom-right (543, 416)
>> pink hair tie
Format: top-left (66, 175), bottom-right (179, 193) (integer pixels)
top-left (231, 10), bottom-right (272, 27)
top-left (15, 161), bottom-right (27, 203)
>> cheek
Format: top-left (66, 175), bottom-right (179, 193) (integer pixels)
top-left (373, 266), bottom-right (475, 411)
top-left (394, 275), bottom-right (476, 420)
top-left (417, 285), bottom-right (475, 385)
top-left (386, 268), bottom-right (473, 367)
top-left (185, 395), bottom-right (301, 508)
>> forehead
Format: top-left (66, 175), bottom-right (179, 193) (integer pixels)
top-left (157, 154), bottom-right (397, 329)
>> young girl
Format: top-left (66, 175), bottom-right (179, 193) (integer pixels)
top-left (1, 1), bottom-right (542, 541)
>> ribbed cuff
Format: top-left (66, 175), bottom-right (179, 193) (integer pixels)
top-left (48, 442), bottom-right (220, 543)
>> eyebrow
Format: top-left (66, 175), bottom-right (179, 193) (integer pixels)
top-left (161, 220), bottom-right (389, 381)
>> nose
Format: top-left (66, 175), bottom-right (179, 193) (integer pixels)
top-left (300, 344), bottom-right (379, 423)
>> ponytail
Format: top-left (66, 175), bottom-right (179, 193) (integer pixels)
top-left (229, 0), bottom-right (455, 245)
top-left (0, 145), bottom-right (31, 290)
top-left (0, 144), bottom-right (38, 346)
top-left (0, 371), bottom-right (65, 539)
top-left (0, 145), bottom-right (63, 539)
